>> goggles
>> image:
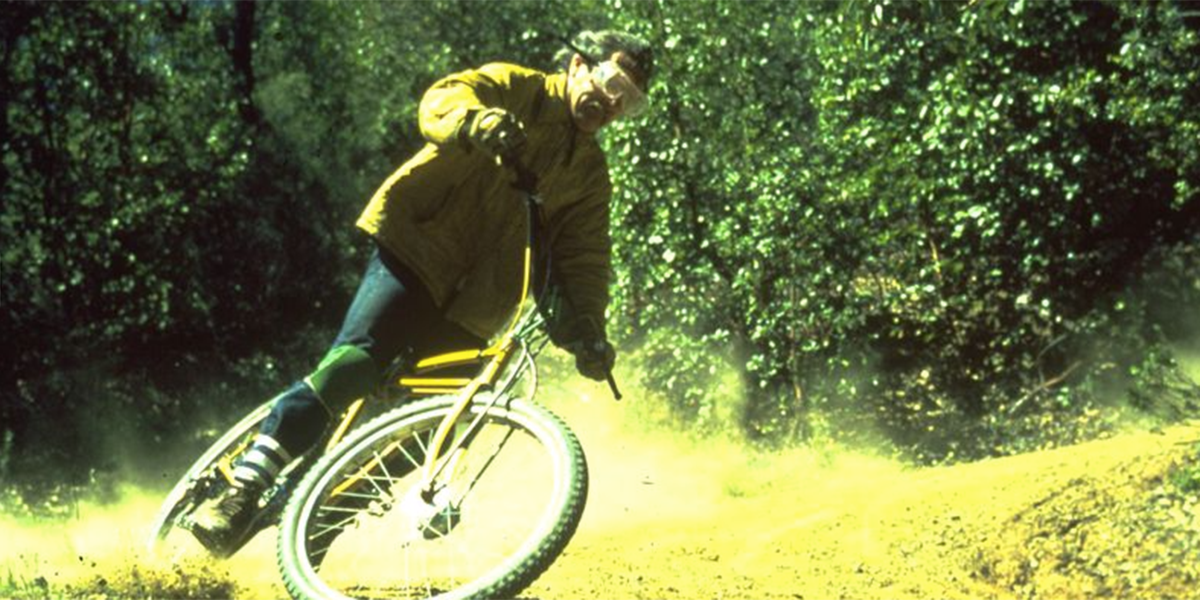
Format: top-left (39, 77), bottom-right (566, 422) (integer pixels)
top-left (590, 60), bottom-right (649, 118)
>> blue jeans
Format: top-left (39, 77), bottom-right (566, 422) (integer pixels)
top-left (259, 243), bottom-right (484, 456)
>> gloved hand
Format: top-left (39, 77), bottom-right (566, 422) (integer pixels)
top-left (463, 108), bottom-right (526, 159)
top-left (571, 337), bottom-right (616, 382)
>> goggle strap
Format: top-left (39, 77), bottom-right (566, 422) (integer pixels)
top-left (560, 35), bottom-right (600, 68)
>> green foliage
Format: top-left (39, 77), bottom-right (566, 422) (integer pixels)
top-left (605, 0), bottom-right (1200, 458)
top-left (2, 0), bottom-right (1199, 488)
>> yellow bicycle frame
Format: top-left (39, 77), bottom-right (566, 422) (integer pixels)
top-left (326, 172), bottom-right (541, 499)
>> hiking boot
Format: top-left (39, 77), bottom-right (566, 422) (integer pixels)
top-left (188, 483), bottom-right (264, 557)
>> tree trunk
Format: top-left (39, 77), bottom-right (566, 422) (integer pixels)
top-left (232, 0), bottom-right (260, 126)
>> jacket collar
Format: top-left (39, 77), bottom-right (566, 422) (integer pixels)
top-left (543, 71), bottom-right (600, 166)
top-left (542, 73), bottom-right (574, 125)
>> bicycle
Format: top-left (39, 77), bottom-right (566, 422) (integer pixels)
top-left (148, 157), bottom-right (621, 600)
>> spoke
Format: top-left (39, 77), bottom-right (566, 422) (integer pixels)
top-left (310, 516), bottom-right (356, 542)
top-left (364, 450), bottom-right (392, 497)
top-left (328, 443), bottom-right (409, 501)
top-left (397, 441), bottom-right (422, 471)
top-left (455, 423), bottom-right (517, 505)
top-left (314, 505), bottom-right (367, 515)
top-left (413, 429), bottom-right (431, 457)
top-left (377, 450), bottom-right (396, 482)
top-left (333, 490), bottom-right (384, 501)
top-left (360, 474), bottom-right (399, 487)
top-left (308, 543), bottom-right (331, 561)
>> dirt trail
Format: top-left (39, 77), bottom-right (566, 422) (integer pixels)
top-left (526, 400), bottom-right (1200, 600)
top-left (2, 389), bottom-right (1199, 599)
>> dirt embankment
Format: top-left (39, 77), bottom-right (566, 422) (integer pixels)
top-left (2, 389), bottom-right (1199, 599)
top-left (527, 402), bottom-right (1200, 600)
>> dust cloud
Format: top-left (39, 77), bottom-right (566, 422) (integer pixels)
top-left (535, 356), bottom-right (905, 537)
top-left (1, 356), bottom-right (903, 599)
top-left (0, 488), bottom-right (227, 596)
top-left (5, 356), bottom-right (1199, 599)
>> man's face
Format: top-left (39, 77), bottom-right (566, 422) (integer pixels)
top-left (566, 51), bottom-right (648, 134)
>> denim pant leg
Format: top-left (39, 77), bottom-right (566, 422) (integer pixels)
top-left (259, 245), bottom-right (484, 456)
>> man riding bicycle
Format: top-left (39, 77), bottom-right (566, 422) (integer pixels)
top-left (188, 30), bottom-right (654, 555)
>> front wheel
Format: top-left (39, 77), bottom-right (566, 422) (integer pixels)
top-left (276, 394), bottom-right (587, 600)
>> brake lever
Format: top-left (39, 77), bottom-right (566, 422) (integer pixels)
top-left (606, 370), bottom-right (623, 401)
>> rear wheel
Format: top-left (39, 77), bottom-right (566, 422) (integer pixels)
top-left (276, 394), bottom-right (587, 600)
top-left (146, 397), bottom-right (274, 555)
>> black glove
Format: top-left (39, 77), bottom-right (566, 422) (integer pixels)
top-left (542, 307), bottom-right (615, 381)
top-left (571, 337), bottom-right (616, 382)
top-left (463, 108), bottom-right (526, 159)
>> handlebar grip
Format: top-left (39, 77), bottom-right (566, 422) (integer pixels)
top-left (605, 370), bottom-right (623, 401)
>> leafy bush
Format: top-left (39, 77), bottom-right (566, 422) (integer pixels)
top-left (3, 0), bottom-right (1198, 490)
top-left (606, 0), bottom-right (1200, 458)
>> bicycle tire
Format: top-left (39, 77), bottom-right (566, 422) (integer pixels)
top-left (145, 397), bottom-right (275, 554)
top-left (276, 393), bottom-right (587, 600)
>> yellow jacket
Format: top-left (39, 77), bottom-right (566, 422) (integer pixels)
top-left (357, 63), bottom-right (612, 340)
